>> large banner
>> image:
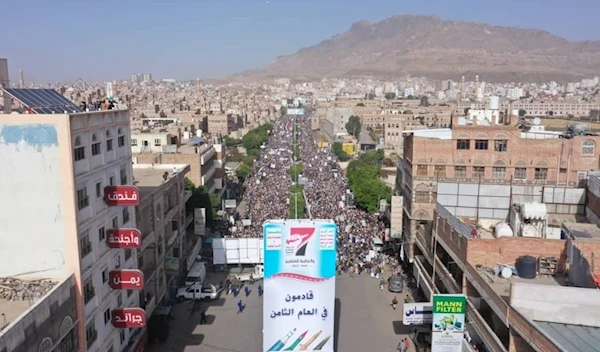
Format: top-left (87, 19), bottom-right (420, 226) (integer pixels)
top-left (431, 294), bottom-right (466, 352)
top-left (287, 108), bottom-right (305, 115)
top-left (263, 220), bottom-right (337, 352)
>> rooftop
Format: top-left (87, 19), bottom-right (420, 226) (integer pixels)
top-left (132, 164), bottom-right (190, 198)
top-left (0, 278), bottom-right (58, 332)
top-left (534, 321), bottom-right (600, 352)
top-left (562, 222), bottom-right (600, 242)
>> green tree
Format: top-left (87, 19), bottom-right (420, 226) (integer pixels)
top-left (184, 177), bottom-right (196, 190)
top-left (242, 133), bottom-right (262, 150)
top-left (384, 92), bottom-right (396, 100)
top-left (420, 96), bottom-right (430, 107)
top-left (186, 185), bottom-right (215, 227)
top-left (247, 148), bottom-right (260, 158)
top-left (236, 164), bottom-right (251, 181)
top-left (209, 193), bottom-right (222, 215)
top-left (159, 110), bottom-right (167, 118)
top-left (356, 103), bottom-right (365, 107)
top-left (224, 136), bottom-right (242, 147)
top-left (242, 155), bottom-right (255, 167)
top-left (289, 164), bottom-right (303, 181)
top-left (518, 109), bottom-right (527, 117)
top-left (332, 142), bottom-right (350, 161)
top-left (345, 115), bottom-right (362, 138)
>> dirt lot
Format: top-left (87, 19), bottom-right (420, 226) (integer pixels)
top-left (538, 118), bottom-right (600, 131)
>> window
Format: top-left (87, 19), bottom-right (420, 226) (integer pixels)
top-left (102, 267), bottom-right (108, 284)
top-left (95, 182), bottom-right (102, 198)
top-left (454, 166), bottom-right (466, 177)
top-left (415, 191), bottom-right (429, 203)
top-left (77, 187), bottom-right (89, 210)
top-left (103, 308), bottom-right (111, 324)
top-left (515, 167), bottom-right (527, 179)
top-left (473, 167), bottom-right (485, 178)
top-left (582, 140), bottom-right (595, 155)
top-left (456, 139), bottom-right (470, 150)
top-left (80, 233), bottom-right (91, 258)
top-left (109, 176), bottom-right (115, 185)
top-left (492, 167), bottom-right (506, 179)
top-left (127, 289), bottom-right (133, 297)
top-left (131, 139), bottom-right (138, 146)
top-left (117, 292), bottom-right (123, 306)
top-left (560, 168), bottom-right (567, 173)
top-left (123, 208), bottom-right (130, 224)
top-left (578, 172), bottom-right (588, 183)
top-left (474, 140), bottom-right (488, 150)
top-left (154, 139), bottom-right (162, 146)
top-left (91, 134), bottom-right (101, 156)
top-left (112, 216), bottom-right (119, 228)
top-left (120, 169), bottom-right (127, 185)
top-left (106, 139), bottom-right (113, 151)
top-left (98, 226), bottom-right (105, 242)
top-left (58, 330), bottom-right (75, 352)
top-left (416, 165), bottom-right (428, 176)
top-left (125, 249), bottom-right (132, 261)
top-left (494, 140), bottom-right (508, 152)
top-left (173, 247), bottom-right (180, 258)
top-left (85, 322), bottom-right (97, 349)
top-left (83, 278), bottom-right (95, 304)
top-left (118, 136), bottom-right (125, 147)
top-left (434, 165), bottom-right (446, 177)
top-left (120, 330), bottom-right (126, 344)
top-left (535, 168), bottom-right (548, 180)
top-left (74, 137), bottom-right (85, 161)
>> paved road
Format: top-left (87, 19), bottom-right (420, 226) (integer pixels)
top-left (147, 272), bottom-right (417, 352)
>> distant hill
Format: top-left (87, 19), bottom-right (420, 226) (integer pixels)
top-left (234, 14), bottom-right (600, 83)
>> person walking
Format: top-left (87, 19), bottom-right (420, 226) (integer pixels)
top-left (402, 338), bottom-right (410, 352)
top-left (200, 310), bottom-right (207, 325)
top-left (244, 285), bottom-right (250, 297)
top-left (258, 284), bottom-right (263, 296)
top-left (237, 300), bottom-right (244, 314)
top-left (379, 277), bottom-right (386, 291)
top-left (391, 296), bottom-right (398, 310)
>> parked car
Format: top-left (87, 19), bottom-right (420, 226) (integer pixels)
top-left (229, 265), bottom-right (264, 284)
top-left (176, 284), bottom-right (222, 301)
top-left (388, 275), bottom-right (403, 293)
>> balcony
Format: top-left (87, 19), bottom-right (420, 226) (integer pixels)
top-left (139, 145), bottom-right (154, 153)
top-left (184, 190), bottom-right (193, 202)
top-left (141, 290), bottom-right (157, 316)
top-left (139, 257), bottom-right (158, 281)
top-left (200, 147), bottom-right (216, 165)
top-left (201, 164), bottom-right (216, 186)
top-left (167, 230), bottom-right (179, 248)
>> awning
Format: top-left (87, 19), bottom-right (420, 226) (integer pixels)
top-left (188, 136), bottom-right (205, 145)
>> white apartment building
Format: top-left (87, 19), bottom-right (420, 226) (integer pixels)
top-left (130, 131), bottom-right (176, 154)
top-left (0, 104), bottom-right (143, 352)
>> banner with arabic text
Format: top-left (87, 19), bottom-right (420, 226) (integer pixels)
top-left (263, 220), bottom-right (337, 352)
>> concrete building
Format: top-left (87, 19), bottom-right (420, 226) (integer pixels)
top-left (0, 276), bottom-right (80, 352)
top-left (326, 107), bottom-right (354, 136)
top-left (455, 100), bottom-right (600, 118)
top-left (130, 130), bottom-right (178, 154)
top-left (398, 110), bottom-right (600, 262)
top-left (0, 107), bottom-right (143, 352)
top-left (132, 131), bottom-right (218, 193)
top-left (132, 164), bottom-right (195, 316)
top-left (409, 202), bottom-right (600, 352)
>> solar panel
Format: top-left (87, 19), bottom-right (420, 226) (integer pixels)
top-left (3, 88), bottom-right (83, 114)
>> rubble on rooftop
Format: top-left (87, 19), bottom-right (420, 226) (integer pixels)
top-left (0, 278), bottom-right (57, 301)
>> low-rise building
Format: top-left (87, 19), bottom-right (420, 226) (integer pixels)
top-left (132, 163), bottom-right (195, 313)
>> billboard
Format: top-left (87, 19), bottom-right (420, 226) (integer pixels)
top-left (287, 108), bottom-right (305, 115)
top-left (212, 238), bottom-right (264, 264)
top-left (263, 220), bottom-right (337, 352)
top-left (403, 302), bottom-right (433, 325)
top-left (432, 294), bottom-right (466, 352)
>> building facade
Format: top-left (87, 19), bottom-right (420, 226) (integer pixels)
top-left (0, 109), bottom-right (143, 352)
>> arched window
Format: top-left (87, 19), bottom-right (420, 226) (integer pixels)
top-left (582, 140), bottom-right (595, 155)
top-left (92, 133), bottom-right (98, 142)
top-left (118, 128), bottom-right (123, 135)
top-left (493, 159), bottom-right (507, 166)
top-left (38, 337), bottom-right (53, 352)
top-left (74, 136), bottom-right (82, 146)
top-left (60, 316), bottom-right (74, 336)
top-left (106, 130), bottom-right (111, 137)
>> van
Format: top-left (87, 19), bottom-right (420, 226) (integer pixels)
top-left (185, 262), bottom-right (207, 286)
top-left (371, 237), bottom-right (384, 252)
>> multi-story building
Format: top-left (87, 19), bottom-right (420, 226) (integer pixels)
top-left (130, 130), bottom-right (178, 154)
top-left (213, 144), bottom-right (227, 195)
top-left (132, 164), bottom-right (195, 316)
top-left (398, 110), bottom-right (600, 262)
top-left (132, 131), bottom-right (218, 193)
top-left (455, 100), bottom-right (600, 118)
top-left (0, 94), bottom-right (144, 352)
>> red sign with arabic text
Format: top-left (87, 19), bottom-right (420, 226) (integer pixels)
top-left (107, 228), bottom-right (142, 249)
top-left (109, 270), bottom-right (144, 290)
top-left (111, 308), bottom-right (146, 328)
top-left (104, 186), bottom-right (140, 206)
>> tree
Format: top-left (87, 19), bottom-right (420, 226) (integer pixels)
top-left (184, 177), bottom-right (196, 190)
top-left (367, 92), bottom-right (376, 100)
top-left (384, 92), bottom-right (396, 100)
top-left (345, 115), bottom-right (362, 139)
top-left (209, 193), bottom-right (222, 215)
top-left (224, 136), bottom-right (242, 147)
top-left (356, 103), bottom-right (365, 107)
top-left (186, 184), bottom-right (215, 227)
top-left (236, 164), bottom-right (251, 181)
top-left (464, 108), bottom-right (470, 115)
top-left (242, 155), bottom-right (255, 167)
top-left (289, 164), bottom-right (303, 181)
top-left (159, 111), bottom-right (167, 118)
top-left (518, 109), bottom-right (527, 117)
top-left (332, 142), bottom-right (350, 161)
top-left (420, 96), bottom-right (430, 107)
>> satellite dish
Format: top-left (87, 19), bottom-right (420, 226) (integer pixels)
top-left (533, 117), bottom-right (541, 126)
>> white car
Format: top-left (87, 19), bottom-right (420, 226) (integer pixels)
top-left (176, 284), bottom-right (222, 301)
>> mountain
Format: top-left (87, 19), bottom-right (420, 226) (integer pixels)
top-left (235, 14), bottom-right (600, 83)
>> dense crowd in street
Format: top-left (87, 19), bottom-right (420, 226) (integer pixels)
top-left (226, 113), bottom-right (400, 276)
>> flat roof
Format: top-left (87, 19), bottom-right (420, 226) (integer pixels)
top-left (475, 267), bottom-right (567, 303)
top-left (535, 321), bottom-right (600, 352)
top-left (0, 299), bottom-right (35, 332)
top-left (132, 164), bottom-right (189, 198)
top-left (562, 223), bottom-right (600, 242)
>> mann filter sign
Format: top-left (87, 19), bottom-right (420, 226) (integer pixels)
top-left (263, 220), bottom-right (337, 352)
top-left (432, 294), bottom-right (466, 352)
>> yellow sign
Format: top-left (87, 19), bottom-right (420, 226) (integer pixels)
top-left (318, 141), bottom-right (329, 148)
top-left (342, 143), bottom-right (355, 154)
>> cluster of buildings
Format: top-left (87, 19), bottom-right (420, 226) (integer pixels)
top-left (0, 85), bottom-right (228, 352)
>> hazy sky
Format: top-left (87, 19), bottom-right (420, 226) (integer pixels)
top-left (5, 0), bottom-right (600, 83)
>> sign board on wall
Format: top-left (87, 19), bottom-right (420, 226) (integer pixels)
top-left (212, 238), bottom-right (264, 264)
top-left (194, 208), bottom-right (206, 236)
top-left (342, 143), bottom-right (355, 155)
top-left (403, 302), bottom-right (433, 325)
top-left (287, 108), bottom-right (305, 115)
top-left (431, 294), bottom-right (466, 352)
top-left (165, 257), bottom-right (179, 272)
top-left (390, 196), bottom-right (403, 238)
top-left (263, 220), bottom-right (337, 352)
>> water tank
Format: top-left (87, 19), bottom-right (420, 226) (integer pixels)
top-left (494, 223), bottom-right (513, 238)
top-left (522, 224), bottom-right (539, 238)
top-left (195, 129), bottom-right (203, 137)
top-left (489, 96), bottom-right (500, 110)
top-left (516, 255), bottom-right (537, 279)
top-left (183, 131), bottom-right (191, 140)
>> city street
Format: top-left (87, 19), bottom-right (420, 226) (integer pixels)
top-left (147, 272), bottom-right (416, 352)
